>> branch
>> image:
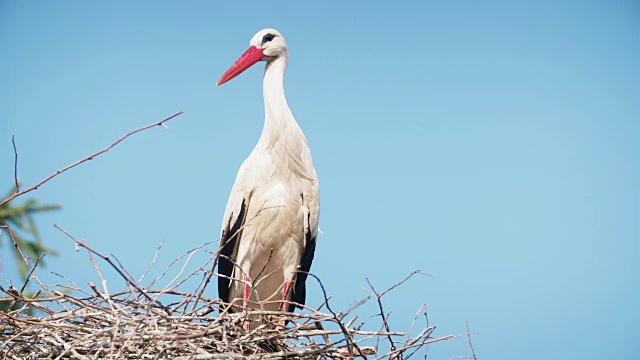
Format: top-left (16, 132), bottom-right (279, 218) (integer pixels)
top-left (365, 270), bottom-right (428, 359)
top-left (12, 135), bottom-right (19, 192)
top-left (366, 277), bottom-right (398, 357)
top-left (466, 321), bottom-right (477, 360)
top-left (304, 271), bottom-right (367, 360)
top-left (1, 111), bottom-right (183, 207)
top-left (53, 224), bottom-right (168, 313)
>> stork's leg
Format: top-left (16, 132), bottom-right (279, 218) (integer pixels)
top-left (242, 275), bottom-right (251, 330)
top-left (277, 280), bottom-right (293, 328)
top-left (280, 281), bottom-right (292, 312)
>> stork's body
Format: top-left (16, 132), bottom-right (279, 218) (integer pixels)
top-left (216, 29), bottom-right (319, 319)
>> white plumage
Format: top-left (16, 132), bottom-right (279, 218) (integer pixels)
top-left (216, 29), bottom-right (319, 322)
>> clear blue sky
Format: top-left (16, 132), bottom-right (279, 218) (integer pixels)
top-left (1, 1), bottom-right (639, 358)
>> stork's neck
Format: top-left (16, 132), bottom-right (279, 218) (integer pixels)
top-left (259, 56), bottom-right (301, 149)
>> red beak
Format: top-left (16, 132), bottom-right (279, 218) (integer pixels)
top-left (217, 46), bottom-right (265, 86)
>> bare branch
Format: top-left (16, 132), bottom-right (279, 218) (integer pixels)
top-left (466, 321), bottom-right (478, 360)
top-left (53, 224), bottom-right (167, 313)
top-left (366, 277), bottom-right (398, 358)
top-left (0, 111), bottom-right (184, 207)
top-left (11, 135), bottom-right (19, 192)
top-left (304, 271), bottom-right (367, 360)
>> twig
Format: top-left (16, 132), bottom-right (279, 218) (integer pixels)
top-left (1, 225), bottom-right (62, 305)
top-left (53, 224), bottom-right (166, 312)
top-left (304, 271), bottom-right (367, 360)
top-left (139, 239), bottom-right (165, 283)
top-left (0, 111), bottom-right (183, 207)
top-left (380, 270), bottom-right (431, 298)
top-left (466, 321), bottom-right (477, 360)
top-left (423, 305), bottom-right (430, 359)
top-left (366, 277), bottom-right (399, 358)
top-left (11, 135), bottom-right (19, 192)
top-left (19, 254), bottom-right (45, 293)
top-left (366, 271), bottom-right (430, 360)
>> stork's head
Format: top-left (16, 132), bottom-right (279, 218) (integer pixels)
top-left (217, 28), bottom-right (288, 86)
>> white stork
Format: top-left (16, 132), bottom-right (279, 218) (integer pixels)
top-left (215, 29), bottom-right (319, 324)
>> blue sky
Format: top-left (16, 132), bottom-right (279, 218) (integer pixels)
top-left (1, 1), bottom-right (639, 358)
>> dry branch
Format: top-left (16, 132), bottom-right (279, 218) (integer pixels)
top-left (11, 136), bottom-right (19, 193)
top-left (1, 111), bottom-right (183, 207)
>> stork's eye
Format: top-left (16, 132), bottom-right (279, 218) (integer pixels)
top-left (262, 33), bottom-right (275, 44)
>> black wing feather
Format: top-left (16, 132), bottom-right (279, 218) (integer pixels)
top-left (289, 211), bottom-right (317, 312)
top-left (217, 198), bottom-right (248, 311)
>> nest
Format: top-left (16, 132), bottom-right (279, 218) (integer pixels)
top-left (0, 226), bottom-right (461, 359)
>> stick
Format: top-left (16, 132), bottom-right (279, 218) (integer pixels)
top-left (466, 321), bottom-right (478, 360)
top-left (1, 111), bottom-right (183, 207)
top-left (11, 135), bottom-right (19, 192)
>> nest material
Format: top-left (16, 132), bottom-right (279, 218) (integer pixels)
top-left (0, 232), bottom-right (454, 359)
